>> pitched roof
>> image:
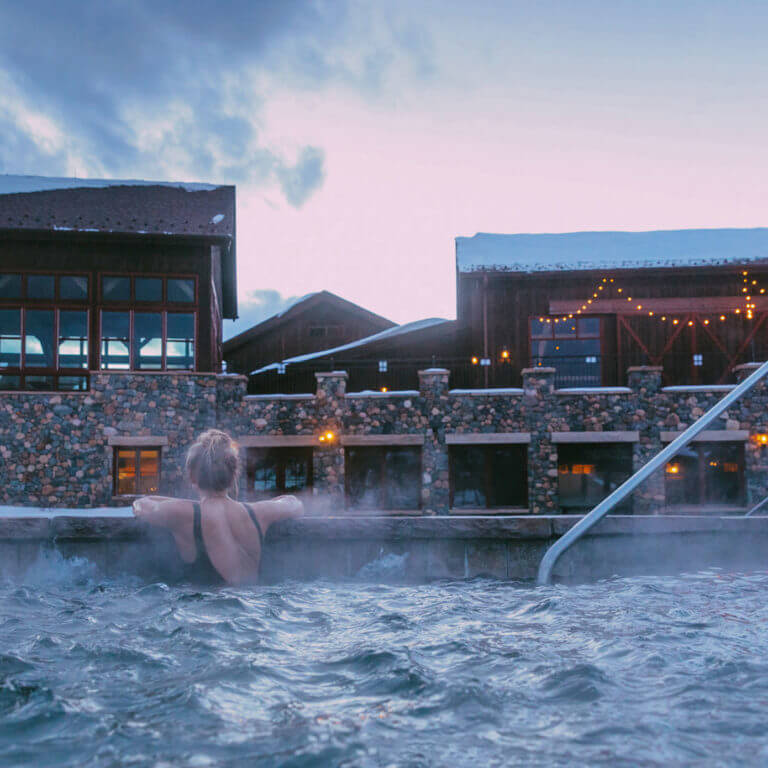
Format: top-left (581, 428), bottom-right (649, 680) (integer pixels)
top-left (224, 290), bottom-right (395, 353)
top-left (0, 175), bottom-right (237, 317)
top-left (251, 317), bottom-right (452, 375)
top-left (456, 228), bottom-right (768, 274)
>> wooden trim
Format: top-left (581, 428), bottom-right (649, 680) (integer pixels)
top-left (238, 435), bottom-right (317, 447)
top-left (107, 436), bottom-right (169, 446)
top-left (446, 432), bottom-right (531, 445)
top-left (551, 296), bottom-right (768, 314)
top-left (660, 430), bottom-right (749, 442)
top-left (341, 434), bottom-right (425, 446)
top-left (550, 431), bottom-right (639, 443)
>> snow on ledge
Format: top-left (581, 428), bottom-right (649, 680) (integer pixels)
top-left (346, 390), bottom-right (419, 398)
top-left (245, 393), bottom-right (315, 400)
top-left (661, 385), bottom-right (736, 393)
top-left (0, 505), bottom-right (134, 519)
top-left (556, 387), bottom-right (632, 395)
top-left (449, 387), bottom-right (524, 396)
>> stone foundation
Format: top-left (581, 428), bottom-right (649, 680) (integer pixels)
top-left (2, 364), bottom-right (768, 513)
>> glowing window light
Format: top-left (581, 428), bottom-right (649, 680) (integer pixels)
top-left (723, 462), bottom-right (738, 473)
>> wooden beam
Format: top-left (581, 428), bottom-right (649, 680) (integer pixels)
top-left (341, 434), bottom-right (425, 446)
top-left (550, 431), bottom-right (639, 443)
top-left (237, 435), bottom-right (317, 447)
top-left (550, 296), bottom-right (768, 314)
top-left (446, 432), bottom-right (531, 445)
top-left (660, 430), bottom-right (749, 443)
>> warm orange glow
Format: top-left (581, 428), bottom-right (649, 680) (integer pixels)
top-left (673, 319), bottom-right (679, 325)
top-left (569, 464), bottom-right (595, 475)
top-left (381, 387), bottom-right (388, 393)
top-left (720, 315), bottom-right (726, 321)
top-left (617, 288), bottom-right (622, 292)
top-left (723, 462), bottom-right (738, 473)
top-left (661, 315), bottom-right (667, 321)
top-left (326, 431), bottom-right (334, 440)
top-left (501, 350), bottom-right (509, 359)
top-left (666, 463), bottom-right (680, 474)
top-left (753, 434), bottom-right (768, 446)
top-left (687, 320), bottom-right (694, 326)
top-left (735, 308), bottom-right (741, 314)
top-left (703, 319), bottom-right (709, 325)
top-left (471, 356), bottom-right (479, 364)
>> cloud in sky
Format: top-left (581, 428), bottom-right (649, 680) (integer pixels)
top-left (0, 0), bottom-right (431, 206)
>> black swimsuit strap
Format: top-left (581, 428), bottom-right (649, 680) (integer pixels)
top-left (192, 502), bottom-right (204, 554)
top-left (242, 503), bottom-right (264, 549)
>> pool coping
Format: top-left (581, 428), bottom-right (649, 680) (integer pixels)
top-left (1, 514), bottom-right (768, 542)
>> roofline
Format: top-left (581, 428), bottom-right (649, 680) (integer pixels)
top-left (223, 290), bottom-right (395, 352)
top-left (0, 227), bottom-right (232, 244)
top-left (250, 318), bottom-right (454, 375)
top-left (457, 260), bottom-right (768, 277)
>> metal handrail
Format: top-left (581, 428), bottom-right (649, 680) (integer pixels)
top-left (745, 495), bottom-right (768, 517)
top-left (537, 360), bottom-right (768, 585)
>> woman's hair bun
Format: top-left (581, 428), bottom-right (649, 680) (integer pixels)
top-left (185, 429), bottom-right (240, 493)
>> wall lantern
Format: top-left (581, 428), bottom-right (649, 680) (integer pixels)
top-left (380, 387), bottom-right (388, 393)
top-left (378, 360), bottom-right (388, 372)
top-left (471, 356), bottom-right (479, 365)
top-left (665, 463), bottom-right (680, 475)
top-left (753, 434), bottom-right (768, 446)
top-left (501, 350), bottom-right (509, 360)
top-left (318, 431), bottom-right (336, 444)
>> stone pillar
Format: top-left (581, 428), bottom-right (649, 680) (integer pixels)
top-left (522, 367), bottom-right (557, 514)
top-left (627, 366), bottom-right (664, 514)
top-left (733, 363), bottom-right (768, 507)
top-left (313, 372), bottom-right (347, 511)
top-left (418, 368), bottom-right (450, 515)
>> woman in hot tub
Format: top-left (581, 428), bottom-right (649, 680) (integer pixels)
top-left (133, 429), bottom-right (303, 585)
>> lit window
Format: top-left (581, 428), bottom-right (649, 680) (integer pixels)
top-left (558, 444), bottom-right (633, 513)
top-left (530, 316), bottom-right (602, 387)
top-left (665, 442), bottom-right (744, 507)
top-left (693, 354), bottom-right (703, 367)
top-left (115, 447), bottom-right (161, 496)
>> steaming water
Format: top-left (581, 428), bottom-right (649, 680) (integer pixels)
top-left (2, 555), bottom-right (768, 767)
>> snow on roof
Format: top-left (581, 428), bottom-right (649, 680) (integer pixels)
top-left (251, 317), bottom-right (450, 375)
top-left (456, 229), bottom-right (768, 274)
top-left (0, 174), bottom-right (220, 195)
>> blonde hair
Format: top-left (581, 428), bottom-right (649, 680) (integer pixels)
top-left (185, 429), bottom-right (240, 494)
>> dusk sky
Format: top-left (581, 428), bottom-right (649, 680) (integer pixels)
top-left (2, 1), bottom-right (768, 336)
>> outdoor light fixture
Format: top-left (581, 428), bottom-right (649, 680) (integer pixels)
top-left (753, 434), bottom-right (768, 446)
top-left (501, 350), bottom-right (509, 360)
top-left (380, 387), bottom-right (388, 393)
top-left (666, 463), bottom-right (680, 474)
top-left (318, 431), bottom-right (336, 444)
top-left (471, 356), bottom-right (479, 365)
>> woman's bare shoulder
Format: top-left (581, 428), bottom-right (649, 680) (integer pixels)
top-left (132, 496), bottom-right (194, 529)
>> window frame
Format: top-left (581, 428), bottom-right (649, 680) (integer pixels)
top-left (449, 444), bottom-right (529, 511)
top-left (96, 272), bottom-right (198, 372)
top-left (344, 445), bottom-right (422, 512)
top-left (112, 446), bottom-right (163, 497)
top-left (557, 442), bottom-right (634, 514)
top-left (244, 447), bottom-right (314, 500)
top-left (664, 441), bottom-right (746, 509)
top-left (529, 315), bottom-right (604, 385)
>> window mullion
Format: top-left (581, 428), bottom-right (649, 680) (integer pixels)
top-left (162, 311), bottom-right (167, 370)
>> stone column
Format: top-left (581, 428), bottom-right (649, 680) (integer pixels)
top-left (312, 372), bottom-right (347, 511)
top-left (733, 363), bottom-right (768, 507)
top-left (522, 367), bottom-right (557, 514)
top-left (627, 366), bottom-right (664, 514)
top-left (418, 368), bottom-right (450, 515)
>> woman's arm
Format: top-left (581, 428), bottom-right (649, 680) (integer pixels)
top-left (249, 495), bottom-right (304, 533)
top-left (132, 496), bottom-right (187, 530)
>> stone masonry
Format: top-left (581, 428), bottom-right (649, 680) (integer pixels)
top-left (2, 364), bottom-right (767, 513)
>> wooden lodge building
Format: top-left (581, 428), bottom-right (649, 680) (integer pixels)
top-left (3, 188), bottom-right (768, 519)
top-left (223, 290), bottom-right (396, 382)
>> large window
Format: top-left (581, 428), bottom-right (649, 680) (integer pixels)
top-left (244, 448), bottom-right (313, 500)
top-left (99, 275), bottom-right (196, 371)
top-left (450, 445), bottom-right (528, 509)
top-left (558, 443), bottom-right (634, 513)
top-left (665, 442), bottom-right (744, 508)
top-left (531, 316), bottom-right (601, 387)
top-left (0, 272), bottom-right (90, 391)
top-left (345, 446), bottom-right (421, 511)
top-left (114, 447), bottom-right (161, 496)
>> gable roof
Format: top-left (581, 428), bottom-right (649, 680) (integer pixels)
top-left (251, 317), bottom-right (452, 375)
top-left (456, 228), bottom-right (768, 275)
top-left (0, 175), bottom-right (237, 317)
top-left (224, 290), bottom-right (395, 354)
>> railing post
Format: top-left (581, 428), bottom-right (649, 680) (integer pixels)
top-left (418, 368), bottom-right (450, 515)
top-left (522, 367), bottom-right (558, 514)
top-left (627, 366), bottom-right (665, 515)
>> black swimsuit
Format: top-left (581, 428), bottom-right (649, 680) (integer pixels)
top-left (182, 502), bottom-right (264, 584)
